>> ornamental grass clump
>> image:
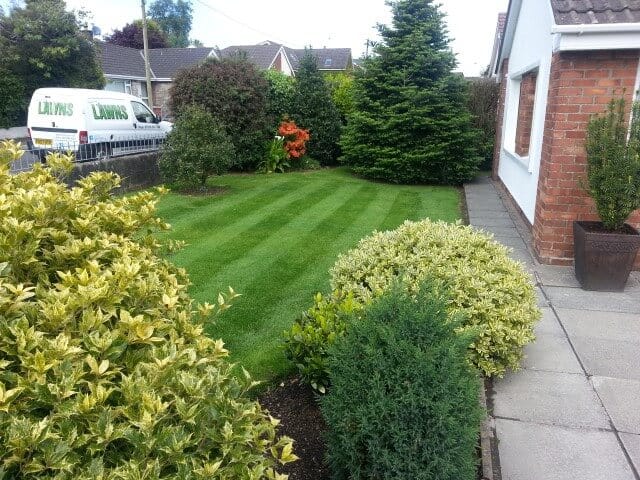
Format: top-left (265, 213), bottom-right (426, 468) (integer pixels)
top-left (585, 97), bottom-right (640, 231)
top-left (0, 140), bottom-right (295, 479)
top-left (322, 284), bottom-right (482, 480)
top-left (285, 219), bottom-right (540, 392)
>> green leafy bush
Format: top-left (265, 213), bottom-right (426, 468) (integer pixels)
top-left (0, 140), bottom-right (295, 479)
top-left (264, 69), bottom-right (295, 131)
top-left (468, 78), bottom-right (500, 170)
top-left (0, 70), bottom-right (25, 128)
top-left (170, 58), bottom-right (270, 170)
top-left (291, 52), bottom-right (342, 166)
top-left (285, 219), bottom-right (539, 390)
top-left (322, 284), bottom-right (482, 480)
top-left (283, 292), bottom-right (362, 393)
top-left (325, 72), bottom-right (355, 124)
top-left (585, 97), bottom-right (640, 230)
top-left (261, 137), bottom-right (289, 174)
top-left (160, 105), bottom-right (235, 190)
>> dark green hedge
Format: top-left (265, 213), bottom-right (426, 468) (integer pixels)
top-left (322, 283), bottom-right (482, 480)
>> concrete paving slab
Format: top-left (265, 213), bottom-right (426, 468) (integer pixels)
top-left (592, 377), bottom-right (640, 434)
top-left (620, 433), bottom-right (640, 474)
top-left (557, 308), bottom-right (640, 344)
top-left (535, 307), bottom-right (565, 337)
top-left (521, 333), bottom-right (583, 374)
top-left (543, 286), bottom-right (640, 314)
top-left (469, 217), bottom-right (516, 228)
top-left (535, 286), bottom-right (549, 308)
top-left (509, 247), bottom-right (536, 267)
top-left (474, 226), bottom-right (521, 238)
top-left (493, 370), bottom-right (610, 429)
top-left (491, 235), bottom-right (528, 250)
top-left (535, 264), bottom-right (581, 288)
top-left (570, 337), bottom-right (640, 380)
top-left (495, 419), bottom-right (636, 480)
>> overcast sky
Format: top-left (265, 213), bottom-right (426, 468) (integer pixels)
top-left (2, 0), bottom-right (510, 76)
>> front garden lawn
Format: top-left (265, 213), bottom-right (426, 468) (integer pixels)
top-left (156, 168), bottom-right (461, 383)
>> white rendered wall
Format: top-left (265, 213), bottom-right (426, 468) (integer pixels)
top-left (497, 0), bottom-right (554, 223)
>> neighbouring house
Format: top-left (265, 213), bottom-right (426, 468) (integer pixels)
top-left (219, 40), bottom-right (353, 75)
top-left (99, 40), bottom-right (353, 117)
top-left (99, 42), bottom-right (217, 117)
top-left (491, 0), bottom-right (640, 269)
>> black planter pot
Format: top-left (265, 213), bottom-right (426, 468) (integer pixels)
top-left (573, 221), bottom-right (640, 291)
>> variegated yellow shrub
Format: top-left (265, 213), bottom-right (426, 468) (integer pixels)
top-left (330, 219), bottom-right (540, 377)
top-left (285, 219), bottom-right (540, 391)
top-left (0, 141), bottom-right (295, 479)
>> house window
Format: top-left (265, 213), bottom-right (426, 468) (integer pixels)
top-left (324, 58), bottom-right (332, 67)
top-left (104, 79), bottom-right (132, 95)
top-left (503, 65), bottom-right (539, 165)
top-left (514, 71), bottom-right (537, 157)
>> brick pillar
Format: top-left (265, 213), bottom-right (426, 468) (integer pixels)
top-left (492, 58), bottom-right (509, 179)
top-left (514, 71), bottom-right (537, 156)
top-left (533, 50), bottom-right (640, 268)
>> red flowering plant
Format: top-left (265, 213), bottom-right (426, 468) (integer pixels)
top-left (278, 120), bottom-right (310, 160)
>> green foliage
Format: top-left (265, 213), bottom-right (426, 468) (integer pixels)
top-left (340, 0), bottom-right (482, 184)
top-left (0, 0), bottom-right (105, 126)
top-left (285, 219), bottom-right (540, 390)
top-left (0, 140), bottom-right (295, 479)
top-left (291, 52), bottom-right (342, 166)
top-left (283, 292), bottom-right (362, 393)
top-left (148, 0), bottom-right (192, 48)
top-left (160, 106), bottom-right (235, 189)
top-left (170, 58), bottom-right (271, 170)
top-left (468, 78), bottom-right (500, 170)
top-left (264, 70), bottom-right (296, 131)
top-left (325, 73), bottom-right (356, 123)
top-left (322, 284), bottom-right (482, 480)
top-left (0, 70), bottom-right (25, 129)
top-left (261, 137), bottom-right (289, 174)
top-left (585, 97), bottom-right (640, 230)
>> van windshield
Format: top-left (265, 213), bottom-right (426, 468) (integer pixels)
top-left (131, 101), bottom-right (155, 123)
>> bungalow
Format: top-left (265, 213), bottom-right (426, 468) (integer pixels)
top-left (491, 0), bottom-right (640, 268)
top-left (99, 41), bottom-right (353, 118)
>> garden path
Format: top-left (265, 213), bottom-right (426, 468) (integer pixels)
top-left (465, 175), bottom-right (640, 480)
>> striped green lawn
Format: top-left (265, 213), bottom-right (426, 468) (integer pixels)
top-left (156, 168), bottom-right (461, 383)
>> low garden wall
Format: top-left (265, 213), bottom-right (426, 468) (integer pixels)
top-left (66, 152), bottom-right (161, 193)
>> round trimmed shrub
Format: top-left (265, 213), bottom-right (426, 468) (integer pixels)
top-left (284, 219), bottom-right (540, 391)
top-left (330, 219), bottom-right (540, 377)
top-left (170, 58), bottom-right (271, 170)
top-left (322, 284), bottom-right (482, 480)
top-left (0, 141), bottom-right (295, 479)
top-left (160, 105), bottom-right (235, 190)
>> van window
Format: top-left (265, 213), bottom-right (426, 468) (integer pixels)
top-left (131, 101), bottom-right (155, 123)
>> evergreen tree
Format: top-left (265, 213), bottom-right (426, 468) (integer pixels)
top-left (292, 51), bottom-right (342, 165)
top-left (0, 0), bottom-right (104, 126)
top-left (341, 0), bottom-right (482, 184)
top-left (148, 0), bottom-right (192, 48)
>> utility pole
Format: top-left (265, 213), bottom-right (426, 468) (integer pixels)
top-left (141, 0), bottom-right (154, 110)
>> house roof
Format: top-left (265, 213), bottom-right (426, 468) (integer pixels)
top-left (286, 48), bottom-right (353, 71)
top-left (99, 42), bottom-right (147, 78)
top-left (550, 0), bottom-right (640, 25)
top-left (99, 42), bottom-right (216, 80)
top-left (218, 43), bottom-right (282, 69)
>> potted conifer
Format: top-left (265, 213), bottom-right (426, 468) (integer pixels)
top-left (574, 97), bottom-right (640, 291)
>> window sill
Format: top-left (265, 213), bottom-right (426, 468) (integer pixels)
top-left (503, 148), bottom-right (533, 173)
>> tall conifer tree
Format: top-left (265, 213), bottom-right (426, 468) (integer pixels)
top-left (341, 0), bottom-right (481, 184)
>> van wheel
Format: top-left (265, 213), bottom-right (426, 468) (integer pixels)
top-left (94, 143), bottom-right (111, 161)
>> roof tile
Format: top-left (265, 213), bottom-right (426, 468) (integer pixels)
top-left (550, 0), bottom-right (640, 24)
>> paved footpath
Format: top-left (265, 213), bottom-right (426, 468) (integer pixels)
top-left (465, 175), bottom-right (640, 480)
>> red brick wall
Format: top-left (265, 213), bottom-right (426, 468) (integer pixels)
top-left (493, 58), bottom-right (509, 179)
top-left (273, 52), bottom-right (282, 71)
top-left (514, 71), bottom-right (537, 156)
top-left (533, 50), bottom-right (640, 268)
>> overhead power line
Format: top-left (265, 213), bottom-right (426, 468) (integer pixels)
top-left (193, 0), bottom-right (293, 46)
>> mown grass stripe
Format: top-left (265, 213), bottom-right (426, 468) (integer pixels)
top-left (158, 177), bottom-right (301, 235)
top-left (172, 179), bottom-right (337, 272)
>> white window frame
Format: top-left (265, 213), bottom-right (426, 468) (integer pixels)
top-left (503, 61), bottom-right (540, 172)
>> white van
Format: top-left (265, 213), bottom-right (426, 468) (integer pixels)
top-left (27, 88), bottom-right (172, 161)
